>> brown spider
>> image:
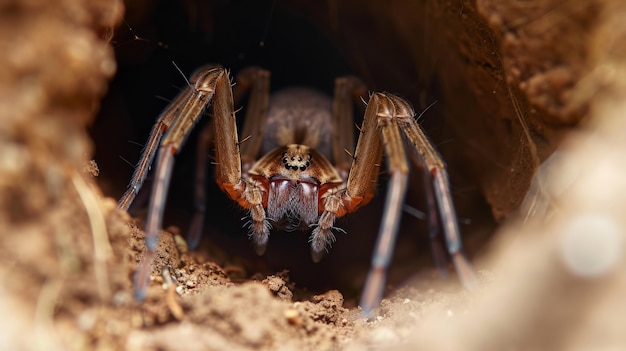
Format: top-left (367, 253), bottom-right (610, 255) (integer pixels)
top-left (118, 65), bottom-right (476, 314)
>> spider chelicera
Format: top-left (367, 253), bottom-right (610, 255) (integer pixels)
top-left (118, 65), bottom-right (476, 314)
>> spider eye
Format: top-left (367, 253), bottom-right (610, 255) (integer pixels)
top-left (300, 166), bottom-right (306, 171)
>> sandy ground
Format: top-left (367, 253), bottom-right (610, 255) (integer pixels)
top-left (2, 0), bottom-right (626, 350)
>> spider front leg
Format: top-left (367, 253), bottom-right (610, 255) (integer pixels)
top-left (399, 100), bottom-right (478, 293)
top-left (117, 67), bottom-right (210, 211)
top-left (327, 92), bottom-right (476, 315)
top-left (187, 67), bottom-right (270, 249)
top-left (309, 75), bottom-right (367, 261)
top-left (133, 65), bottom-right (237, 300)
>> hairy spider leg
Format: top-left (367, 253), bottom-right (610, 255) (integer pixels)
top-left (423, 172), bottom-right (451, 277)
top-left (187, 67), bottom-right (270, 249)
top-left (401, 105), bottom-right (477, 292)
top-left (350, 93), bottom-right (477, 315)
top-left (305, 76), bottom-right (367, 262)
top-left (118, 66), bottom-right (217, 211)
top-left (407, 146), bottom-right (450, 277)
top-left (331, 76), bottom-right (367, 179)
top-left (117, 83), bottom-right (190, 211)
top-left (350, 93), bottom-right (409, 315)
top-left (134, 66), bottom-right (234, 300)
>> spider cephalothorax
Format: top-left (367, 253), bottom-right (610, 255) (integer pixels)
top-left (246, 144), bottom-right (343, 236)
top-left (118, 65), bottom-right (476, 314)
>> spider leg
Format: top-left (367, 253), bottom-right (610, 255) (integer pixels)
top-left (354, 93), bottom-right (476, 315)
top-left (430, 167), bottom-right (477, 289)
top-left (118, 66), bottom-right (217, 211)
top-left (309, 76), bottom-right (367, 262)
top-left (212, 69), bottom-right (273, 254)
top-left (352, 93), bottom-right (411, 315)
top-left (236, 67), bottom-right (270, 168)
top-left (134, 66), bottom-right (230, 301)
top-left (186, 121), bottom-right (213, 250)
top-left (422, 173), bottom-right (450, 277)
top-left (187, 67), bottom-right (270, 249)
top-left (117, 81), bottom-right (192, 211)
top-left (311, 84), bottom-right (383, 262)
top-left (331, 76), bottom-right (367, 179)
top-left (231, 68), bottom-right (272, 254)
top-left (407, 151), bottom-right (450, 277)
top-left (400, 97), bottom-right (478, 289)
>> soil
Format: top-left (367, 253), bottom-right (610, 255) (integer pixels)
top-left (2, 0), bottom-right (626, 350)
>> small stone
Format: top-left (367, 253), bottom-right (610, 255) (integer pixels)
top-left (174, 234), bottom-right (188, 253)
top-left (284, 309), bottom-right (302, 326)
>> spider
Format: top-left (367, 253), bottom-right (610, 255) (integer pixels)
top-left (118, 64), bottom-right (477, 315)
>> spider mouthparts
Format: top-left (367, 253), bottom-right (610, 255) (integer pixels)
top-left (310, 248), bottom-right (326, 263)
top-left (254, 242), bottom-right (268, 256)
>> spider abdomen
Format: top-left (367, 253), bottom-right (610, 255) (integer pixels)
top-left (262, 88), bottom-right (333, 159)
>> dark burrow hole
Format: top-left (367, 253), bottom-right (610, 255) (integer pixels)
top-left (91, 0), bottom-right (496, 302)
